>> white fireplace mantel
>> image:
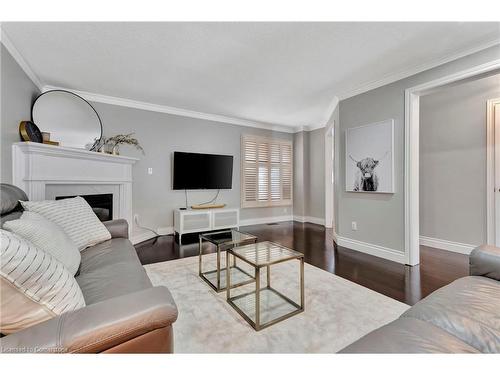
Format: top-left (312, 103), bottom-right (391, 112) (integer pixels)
top-left (12, 142), bottom-right (138, 236)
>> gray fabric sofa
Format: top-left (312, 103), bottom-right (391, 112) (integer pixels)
top-left (0, 184), bottom-right (178, 353)
top-left (340, 244), bottom-right (500, 353)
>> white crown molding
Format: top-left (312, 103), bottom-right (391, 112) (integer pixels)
top-left (2, 27), bottom-right (300, 133)
top-left (5, 25), bottom-right (497, 134)
top-left (0, 27), bottom-right (44, 90)
top-left (42, 85), bottom-right (299, 134)
top-left (338, 38), bottom-right (500, 100)
top-left (318, 96), bottom-right (340, 129)
top-left (295, 123), bottom-right (326, 132)
top-left (295, 96), bottom-right (339, 132)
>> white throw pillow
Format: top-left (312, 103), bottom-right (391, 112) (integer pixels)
top-left (0, 229), bottom-right (86, 335)
top-left (3, 211), bottom-right (81, 275)
top-left (21, 196), bottom-right (111, 251)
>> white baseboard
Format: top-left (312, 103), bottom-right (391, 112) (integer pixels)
top-left (335, 235), bottom-right (406, 264)
top-left (293, 215), bottom-right (325, 226)
top-left (240, 215), bottom-right (293, 226)
top-left (130, 226), bottom-right (174, 245)
top-left (130, 230), bottom-right (156, 245)
top-left (419, 236), bottom-right (476, 255)
top-left (157, 226), bottom-right (174, 236)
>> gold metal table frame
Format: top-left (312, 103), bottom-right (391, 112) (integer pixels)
top-left (226, 241), bottom-right (305, 331)
top-left (198, 230), bottom-right (257, 292)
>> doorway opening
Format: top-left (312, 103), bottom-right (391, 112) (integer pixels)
top-left (419, 76), bottom-right (500, 256)
top-left (405, 60), bottom-right (500, 265)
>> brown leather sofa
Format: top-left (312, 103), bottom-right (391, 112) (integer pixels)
top-left (0, 184), bottom-right (178, 353)
top-left (340, 244), bottom-right (500, 353)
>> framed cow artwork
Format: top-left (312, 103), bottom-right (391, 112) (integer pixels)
top-left (345, 119), bottom-right (394, 193)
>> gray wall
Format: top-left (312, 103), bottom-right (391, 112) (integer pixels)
top-left (306, 128), bottom-right (325, 219)
top-left (293, 131), bottom-right (306, 217)
top-left (293, 128), bottom-right (325, 220)
top-left (91, 102), bottom-right (293, 231)
top-left (336, 45), bottom-right (500, 252)
top-left (420, 73), bottom-right (500, 245)
top-left (1, 44), bottom-right (40, 183)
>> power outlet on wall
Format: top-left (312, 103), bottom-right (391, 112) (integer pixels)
top-left (134, 214), bottom-right (140, 224)
top-left (283, 207), bottom-right (288, 214)
top-left (351, 221), bottom-right (358, 231)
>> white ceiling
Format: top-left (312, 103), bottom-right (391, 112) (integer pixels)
top-left (2, 22), bottom-right (500, 131)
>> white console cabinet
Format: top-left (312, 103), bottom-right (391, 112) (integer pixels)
top-left (174, 208), bottom-right (239, 243)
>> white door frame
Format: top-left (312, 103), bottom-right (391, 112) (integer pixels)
top-left (487, 98), bottom-right (500, 245)
top-left (405, 59), bottom-right (500, 265)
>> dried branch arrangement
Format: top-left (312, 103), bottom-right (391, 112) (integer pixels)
top-left (94, 133), bottom-right (145, 155)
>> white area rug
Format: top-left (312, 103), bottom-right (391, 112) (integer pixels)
top-left (145, 253), bottom-right (409, 353)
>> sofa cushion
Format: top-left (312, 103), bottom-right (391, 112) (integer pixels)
top-left (76, 238), bottom-right (152, 305)
top-left (340, 317), bottom-right (480, 353)
top-left (21, 197), bottom-right (111, 251)
top-left (4, 211), bottom-right (81, 275)
top-left (470, 245), bottom-right (500, 281)
top-left (0, 183), bottom-right (27, 215)
top-left (402, 276), bottom-right (500, 353)
top-left (1, 211), bottom-right (22, 227)
top-left (0, 230), bottom-right (85, 335)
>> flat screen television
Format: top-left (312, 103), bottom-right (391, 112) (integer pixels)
top-left (173, 151), bottom-right (233, 190)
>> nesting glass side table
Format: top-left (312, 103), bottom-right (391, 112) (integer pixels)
top-left (226, 241), bottom-right (305, 331)
top-left (199, 229), bottom-right (257, 292)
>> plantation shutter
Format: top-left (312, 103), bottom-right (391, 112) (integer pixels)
top-left (241, 135), bottom-right (293, 208)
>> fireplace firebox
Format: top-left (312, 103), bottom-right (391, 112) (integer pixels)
top-left (56, 194), bottom-right (113, 222)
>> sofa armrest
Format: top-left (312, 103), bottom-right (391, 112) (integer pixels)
top-left (103, 219), bottom-right (129, 239)
top-left (470, 245), bottom-right (500, 281)
top-left (0, 286), bottom-right (178, 353)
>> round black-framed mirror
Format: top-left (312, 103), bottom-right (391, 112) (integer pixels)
top-left (31, 89), bottom-right (103, 150)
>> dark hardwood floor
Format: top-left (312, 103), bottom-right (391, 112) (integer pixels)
top-left (135, 221), bottom-right (469, 305)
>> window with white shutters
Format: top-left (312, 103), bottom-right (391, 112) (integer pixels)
top-left (241, 135), bottom-right (293, 208)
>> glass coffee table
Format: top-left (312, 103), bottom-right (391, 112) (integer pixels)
top-left (226, 241), bottom-right (305, 331)
top-left (199, 229), bottom-right (257, 292)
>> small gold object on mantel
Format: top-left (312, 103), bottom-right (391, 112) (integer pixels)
top-left (43, 140), bottom-right (60, 146)
top-left (41, 132), bottom-right (51, 142)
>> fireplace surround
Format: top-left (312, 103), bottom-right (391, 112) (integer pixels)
top-left (12, 142), bottom-right (138, 238)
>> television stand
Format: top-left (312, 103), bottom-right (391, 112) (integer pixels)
top-left (191, 203), bottom-right (226, 210)
top-left (173, 207), bottom-right (239, 245)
